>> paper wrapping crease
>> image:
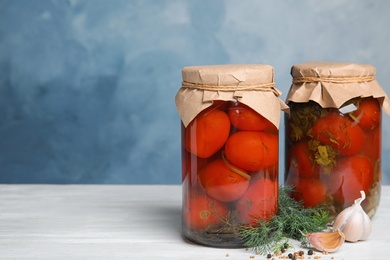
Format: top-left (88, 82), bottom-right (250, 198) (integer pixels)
top-left (175, 64), bottom-right (288, 128)
top-left (175, 88), bottom-right (288, 128)
top-left (286, 62), bottom-right (390, 115)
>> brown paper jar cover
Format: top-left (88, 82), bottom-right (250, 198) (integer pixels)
top-left (286, 61), bottom-right (390, 114)
top-left (175, 64), bottom-right (288, 128)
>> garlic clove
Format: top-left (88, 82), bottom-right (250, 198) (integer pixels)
top-left (332, 190), bottom-right (372, 242)
top-left (360, 212), bottom-right (372, 240)
top-left (335, 211), bottom-right (363, 242)
top-left (305, 229), bottom-right (345, 253)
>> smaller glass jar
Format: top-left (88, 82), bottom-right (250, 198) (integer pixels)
top-left (284, 62), bottom-right (390, 220)
top-left (175, 64), bottom-right (287, 248)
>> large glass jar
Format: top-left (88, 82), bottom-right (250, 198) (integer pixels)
top-left (175, 64), bottom-right (287, 248)
top-left (284, 62), bottom-right (390, 220)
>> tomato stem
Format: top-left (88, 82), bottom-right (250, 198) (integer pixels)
top-left (222, 152), bottom-right (251, 180)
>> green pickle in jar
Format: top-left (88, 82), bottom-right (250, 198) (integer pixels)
top-left (284, 62), bottom-right (390, 219)
top-left (175, 64), bottom-right (287, 248)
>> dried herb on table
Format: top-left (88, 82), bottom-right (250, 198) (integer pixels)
top-left (239, 185), bottom-right (329, 255)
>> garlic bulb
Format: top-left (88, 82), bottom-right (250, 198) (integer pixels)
top-left (332, 190), bottom-right (372, 242)
top-left (305, 230), bottom-right (345, 253)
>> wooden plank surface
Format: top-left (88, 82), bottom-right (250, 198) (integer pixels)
top-left (0, 185), bottom-right (389, 259)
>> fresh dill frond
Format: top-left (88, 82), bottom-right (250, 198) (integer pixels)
top-left (239, 219), bottom-right (284, 254)
top-left (277, 185), bottom-right (329, 241)
top-left (239, 185), bottom-right (329, 255)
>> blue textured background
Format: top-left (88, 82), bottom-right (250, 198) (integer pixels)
top-left (1, 0), bottom-right (390, 184)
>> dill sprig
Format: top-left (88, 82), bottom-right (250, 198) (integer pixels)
top-left (239, 185), bottom-right (329, 254)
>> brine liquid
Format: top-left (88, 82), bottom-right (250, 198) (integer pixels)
top-left (181, 100), bottom-right (278, 248)
top-left (284, 97), bottom-right (381, 219)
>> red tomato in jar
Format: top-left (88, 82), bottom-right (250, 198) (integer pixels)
top-left (311, 112), bottom-right (365, 156)
top-left (236, 178), bottom-right (277, 224)
top-left (228, 102), bottom-right (276, 131)
top-left (287, 177), bottom-right (327, 208)
top-left (361, 126), bottom-right (381, 162)
top-left (287, 140), bottom-right (320, 178)
top-left (185, 106), bottom-right (231, 158)
top-left (224, 131), bottom-right (278, 171)
top-left (198, 159), bottom-right (250, 202)
top-left (259, 163), bottom-right (279, 181)
top-left (183, 193), bottom-right (228, 230)
top-left (328, 155), bottom-right (374, 205)
top-left (182, 151), bottom-right (209, 185)
top-left (350, 97), bottom-right (381, 130)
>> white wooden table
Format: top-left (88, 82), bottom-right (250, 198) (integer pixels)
top-left (0, 185), bottom-right (389, 259)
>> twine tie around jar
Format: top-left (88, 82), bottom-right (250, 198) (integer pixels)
top-left (293, 75), bottom-right (376, 84)
top-left (181, 81), bottom-right (281, 96)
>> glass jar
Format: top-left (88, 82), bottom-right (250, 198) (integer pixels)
top-left (284, 62), bottom-right (390, 220)
top-left (175, 64), bottom-right (287, 248)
